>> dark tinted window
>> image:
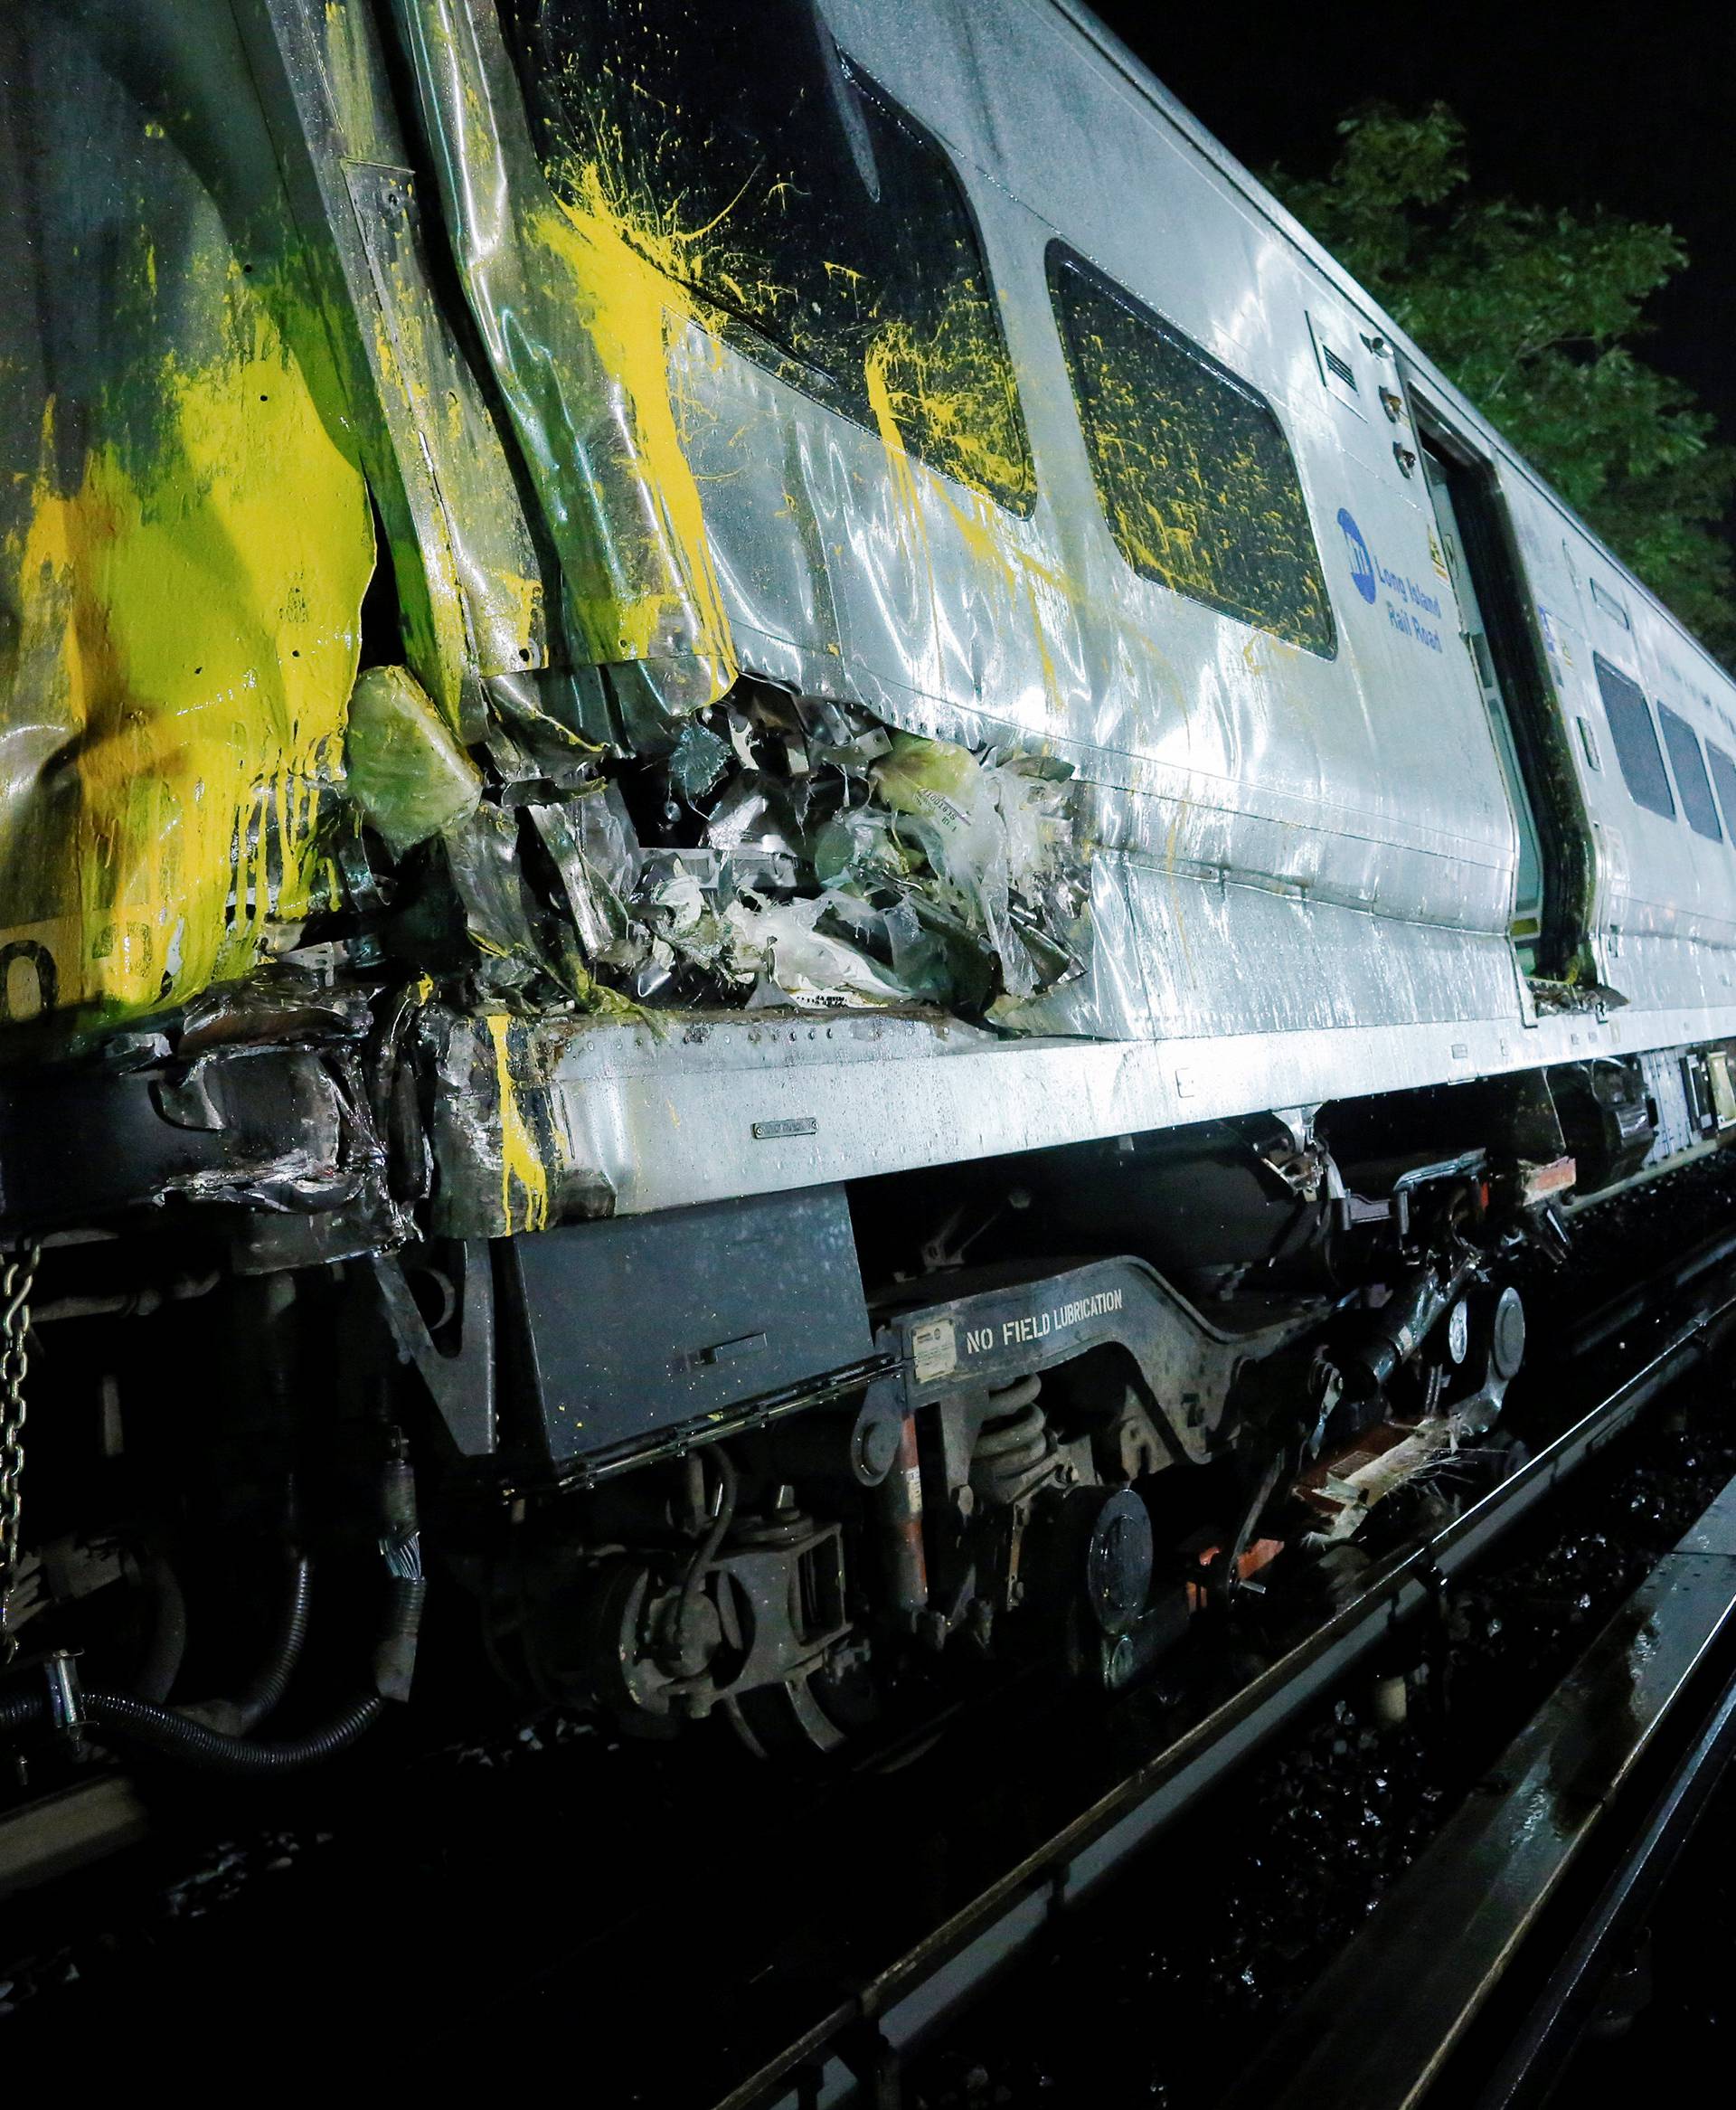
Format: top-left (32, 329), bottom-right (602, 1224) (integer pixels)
top-left (502, 1), bottom-right (1035, 515)
top-left (1657, 705), bottom-right (1722, 841)
top-left (1048, 246), bottom-right (1335, 655)
top-left (1594, 654), bottom-right (1675, 819)
top-left (1707, 743), bottom-right (1736, 845)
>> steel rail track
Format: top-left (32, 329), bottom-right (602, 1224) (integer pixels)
top-left (1470, 1645), bottom-right (1736, 2108)
top-left (724, 1240), bottom-right (1736, 2110)
top-left (1228, 1464), bottom-right (1736, 2109)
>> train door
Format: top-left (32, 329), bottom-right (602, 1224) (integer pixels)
top-left (1420, 442), bottom-right (1548, 970)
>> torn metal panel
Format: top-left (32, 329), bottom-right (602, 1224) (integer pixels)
top-left (232, 0), bottom-right (550, 729)
top-left (423, 1006), bottom-right (613, 1238)
top-left (0, 1034), bottom-right (392, 1244)
top-left (525, 786), bottom-right (642, 965)
top-left (0, 1), bottom-right (375, 1032)
top-left (439, 805), bottom-right (552, 995)
top-left (385, 0), bottom-right (738, 737)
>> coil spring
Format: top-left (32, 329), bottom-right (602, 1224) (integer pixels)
top-left (970, 1377), bottom-right (1050, 1505)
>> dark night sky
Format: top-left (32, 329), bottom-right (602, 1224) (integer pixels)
top-left (1091, 2), bottom-right (1736, 450)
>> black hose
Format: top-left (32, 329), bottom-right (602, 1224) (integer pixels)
top-left (174, 1555), bottom-right (313, 1734)
top-left (228, 1556), bottom-right (313, 1731)
top-left (373, 1572), bottom-right (427, 1705)
top-left (90, 1689), bottom-right (383, 1773)
top-left (0, 1686), bottom-right (383, 1774)
top-left (3, 1454), bottom-right (418, 1774)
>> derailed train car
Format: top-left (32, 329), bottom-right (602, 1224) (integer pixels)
top-left (3, 0), bottom-right (1735, 1764)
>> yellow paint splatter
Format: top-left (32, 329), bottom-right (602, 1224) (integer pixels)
top-left (485, 1013), bottom-right (551, 1234)
top-left (1052, 258), bottom-right (1335, 657)
top-left (864, 332), bottom-right (1076, 724)
top-left (3, 298), bottom-right (373, 1027)
top-left (515, 43), bottom-right (1036, 697)
top-left (532, 170), bottom-right (739, 690)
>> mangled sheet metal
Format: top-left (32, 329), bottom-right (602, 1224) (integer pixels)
top-left (377, 0), bottom-right (1518, 1048)
top-left (0, 0), bottom-right (541, 1032)
top-left (0, 0), bottom-right (1529, 1246)
top-left (0, 5), bottom-right (373, 1028)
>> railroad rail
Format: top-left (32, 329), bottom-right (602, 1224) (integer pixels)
top-left (1229, 1466), bottom-right (1736, 2109)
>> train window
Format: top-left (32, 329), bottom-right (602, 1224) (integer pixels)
top-left (1594, 655), bottom-right (1675, 820)
top-left (1656, 705), bottom-right (1723, 842)
top-left (1048, 247), bottom-right (1335, 654)
top-left (1706, 743), bottom-right (1736, 844)
top-left (500, 0), bottom-right (1036, 516)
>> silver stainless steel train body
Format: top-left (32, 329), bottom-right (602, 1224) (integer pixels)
top-left (530, 0), bottom-right (1736, 1202)
top-left (4, 0), bottom-right (1735, 1763)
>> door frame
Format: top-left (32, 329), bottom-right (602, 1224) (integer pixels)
top-left (1401, 375), bottom-right (1595, 985)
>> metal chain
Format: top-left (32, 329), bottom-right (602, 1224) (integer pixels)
top-left (0, 1242), bottom-right (42, 1668)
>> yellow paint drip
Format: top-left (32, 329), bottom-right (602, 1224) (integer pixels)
top-left (485, 1013), bottom-right (551, 1235)
top-left (532, 168), bottom-right (738, 692)
top-left (864, 331), bottom-right (1080, 724)
top-left (863, 308), bottom-right (1035, 521)
top-left (863, 336), bottom-right (942, 652)
top-left (2, 294), bottom-right (373, 1026)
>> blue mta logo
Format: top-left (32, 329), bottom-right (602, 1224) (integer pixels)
top-left (1337, 508), bottom-right (1378, 604)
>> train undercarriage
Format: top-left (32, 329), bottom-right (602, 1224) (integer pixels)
top-left (2, 1024), bottom-right (1726, 1774)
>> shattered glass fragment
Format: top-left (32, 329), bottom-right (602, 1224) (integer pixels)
top-left (669, 717), bottom-right (732, 804)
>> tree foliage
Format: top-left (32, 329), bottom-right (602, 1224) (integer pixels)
top-left (1269, 107), bottom-right (1736, 663)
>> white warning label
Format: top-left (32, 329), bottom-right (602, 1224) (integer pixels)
top-left (910, 1319), bottom-right (958, 1384)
